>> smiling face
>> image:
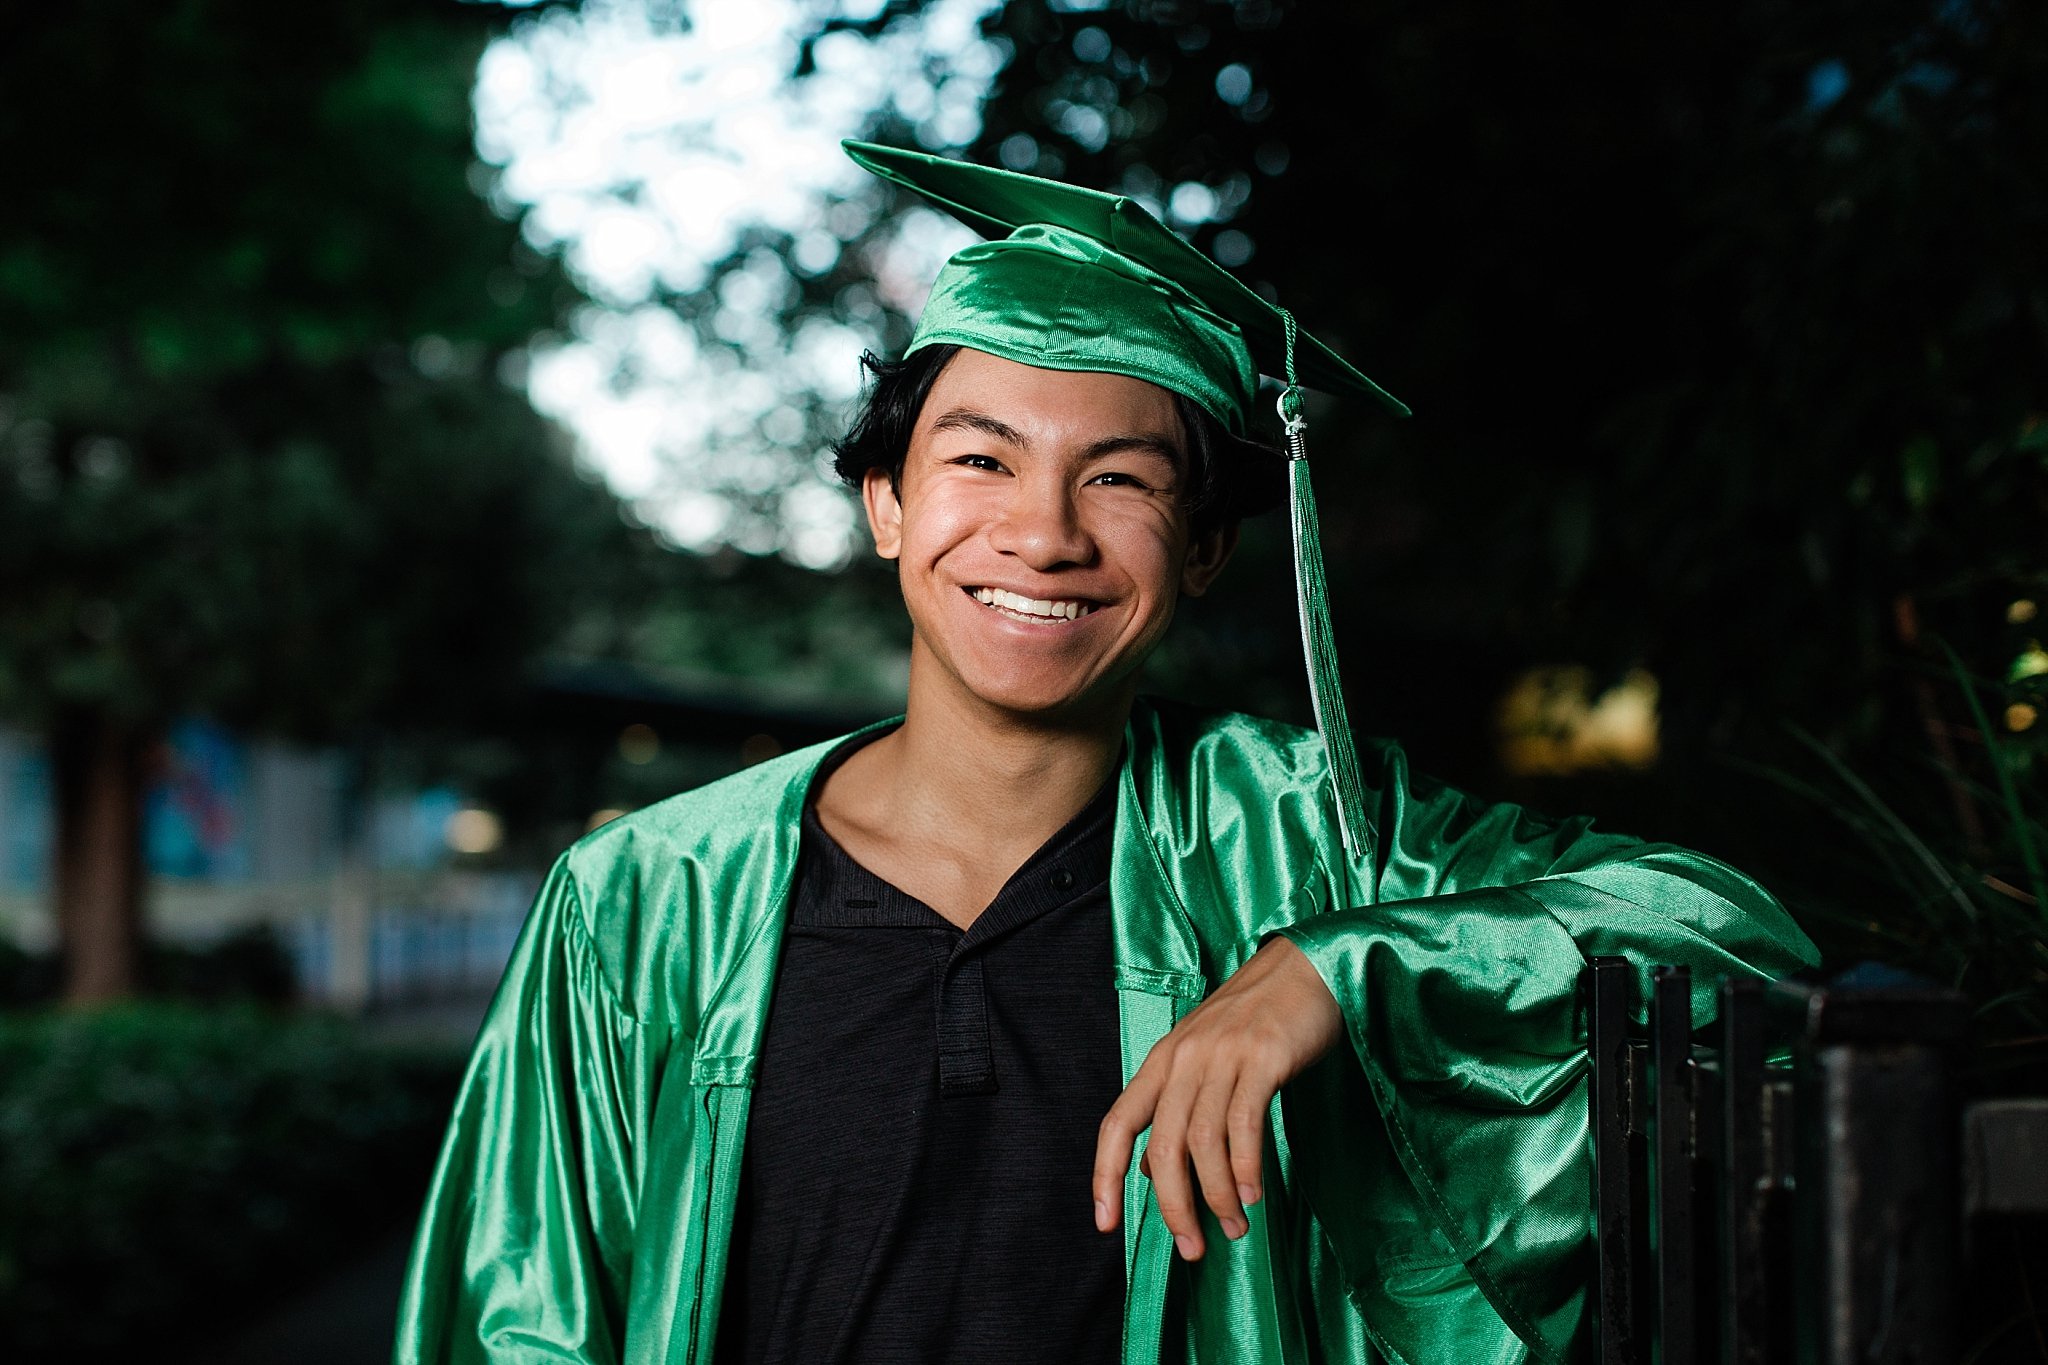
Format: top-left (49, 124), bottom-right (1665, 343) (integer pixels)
top-left (864, 347), bottom-right (1236, 727)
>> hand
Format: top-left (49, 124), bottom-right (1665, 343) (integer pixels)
top-left (1092, 936), bottom-right (1344, 1260)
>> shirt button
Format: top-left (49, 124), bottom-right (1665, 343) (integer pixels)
top-left (1050, 867), bottom-right (1075, 892)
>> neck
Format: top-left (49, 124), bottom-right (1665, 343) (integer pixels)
top-left (810, 646), bottom-right (1137, 926)
top-left (910, 688), bottom-right (1127, 813)
top-left (865, 647), bottom-right (1135, 854)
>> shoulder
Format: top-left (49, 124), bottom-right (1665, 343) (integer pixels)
top-left (1131, 701), bottom-right (1428, 916)
top-left (540, 726), bottom-right (886, 1021)
top-left (1134, 698), bottom-right (1422, 805)
top-left (1128, 700), bottom-right (1365, 922)
top-left (563, 741), bottom-right (824, 882)
top-left (1133, 697), bottom-right (1333, 786)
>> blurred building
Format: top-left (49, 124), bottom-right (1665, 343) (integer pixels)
top-left (0, 719), bottom-right (533, 1009)
top-left (0, 666), bottom-right (890, 1012)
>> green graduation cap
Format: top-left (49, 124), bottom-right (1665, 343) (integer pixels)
top-left (844, 139), bottom-right (1407, 857)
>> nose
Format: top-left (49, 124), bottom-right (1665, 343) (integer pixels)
top-left (987, 473), bottom-right (1095, 570)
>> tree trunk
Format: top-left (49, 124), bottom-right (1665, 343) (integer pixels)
top-left (51, 707), bottom-right (149, 1003)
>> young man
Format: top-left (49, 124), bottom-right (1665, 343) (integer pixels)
top-left (395, 144), bottom-right (1814, 1365)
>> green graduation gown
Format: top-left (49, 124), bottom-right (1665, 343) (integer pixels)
top-left (393, 700), bottom-right (1816, 1365)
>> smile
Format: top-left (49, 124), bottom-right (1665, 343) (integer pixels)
top-left (968, 586), bottom-right (1099, 623)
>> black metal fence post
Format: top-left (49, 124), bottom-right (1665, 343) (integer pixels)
top-left (1652, 965), bottom-right (1699, 1365)
top-left (1772, 969), bottom-right (1966, 1365)
top-left (1715, 975), bottom-right (1782, 1365)
top-left (1586, 962), bottom-right (1985, 1365)
top-left (1590, 955), bottom-right (1647, 1365)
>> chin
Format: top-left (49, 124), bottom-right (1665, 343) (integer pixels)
top-left (959, 669), bottom-right (1137, 723)
top-left (907, 625), bottom-right (1155, 723)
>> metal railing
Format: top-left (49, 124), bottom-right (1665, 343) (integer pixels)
top-left (1586, 958), bottom-right (2046, 1364)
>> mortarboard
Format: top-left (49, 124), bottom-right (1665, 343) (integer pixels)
top-left (844, 139), bottom-right (1407, 858)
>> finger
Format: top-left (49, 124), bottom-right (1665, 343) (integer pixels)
top-left (1093, 1066), bottom-right (1164, 1233)
top-left (1185, 1073), bottom-right (1248, 1238)
top-left (1227, 1076), bottom-right (1274, 1210)
top-left (1144, 1070), bottom-right (1208, 1260)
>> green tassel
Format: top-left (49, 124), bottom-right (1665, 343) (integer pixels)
top-left (1276, 306), bottom-right (1371, 860)
top-left (1285, 423), bottom-right (1371, 859)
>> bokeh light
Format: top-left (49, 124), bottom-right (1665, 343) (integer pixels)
top-left (1498, 667), bottom-right (1663, 777)
top-left (443, 808), bottom-right (506, 856)
top-left (473, 0), bottom-right (1000, 567)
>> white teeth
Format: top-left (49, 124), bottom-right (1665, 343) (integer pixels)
top-left (971, 587), bottom-right (1095, 621)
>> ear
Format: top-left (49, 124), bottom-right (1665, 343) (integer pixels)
top-left (1179, 521), bottom-right (1238, 598)
top-left (862, 466), bottom-right (904, 560)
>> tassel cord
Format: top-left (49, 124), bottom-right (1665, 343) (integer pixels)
top-left (1285, 428), bottom-right (1371, 860)
top-left (1275, 306), bottom-right (1370, 860)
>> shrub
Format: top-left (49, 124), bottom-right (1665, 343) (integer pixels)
top-left (0, 1003), bottom-right (459, 1359)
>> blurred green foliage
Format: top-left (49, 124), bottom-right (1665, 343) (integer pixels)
top-left (0, 0), bottom-right (656, 990)
top-left (0, 0), bottom-right (925, 907)
top-left (554, 544), bottom-right (912, 712)
top-left (1737, 648), bottom-right (2048, 1086)
top-left (0, 1004), bottom-right (459, 1359)
top-left (0, 0), bottom-right (619, 739)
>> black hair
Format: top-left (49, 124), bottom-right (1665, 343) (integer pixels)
top-left (831, 344), bottom-right (1285, 535)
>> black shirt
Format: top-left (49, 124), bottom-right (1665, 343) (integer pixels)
top-left (716, 739), bottom-right (1126, 1364)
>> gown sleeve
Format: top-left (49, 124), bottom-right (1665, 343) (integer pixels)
top-left (393, 854), bottom-right (648, 1365)
top-left (1275, 741), bottom-right (1817, 1365)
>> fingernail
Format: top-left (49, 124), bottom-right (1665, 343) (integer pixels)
top-left (1175, 1233), bottom-right (1199, 1260)
top-left (1093, 1199), bottom-right (1108, 1231)
top-left (1238, 1183), bottom-right (1258, 1206)
top-left (1226, 1218), bottom-right (1247, 1239)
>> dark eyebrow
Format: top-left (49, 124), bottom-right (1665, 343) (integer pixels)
top-left (927, 408), bottom-right (1185, 471)
top-left (1082, 433), bottom-right (1185, 470)
top-left (928, 408), bottom-right (1026, 446)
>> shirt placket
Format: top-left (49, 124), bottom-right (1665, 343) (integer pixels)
top-left (931, 856), bottom-right (1092, 1097)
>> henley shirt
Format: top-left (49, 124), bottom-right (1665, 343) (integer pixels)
top-left (715, 737), bottom-right (1127, 1364)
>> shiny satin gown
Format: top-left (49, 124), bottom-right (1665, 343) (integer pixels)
top-left (394, 699), bottom-right (1815, 1365)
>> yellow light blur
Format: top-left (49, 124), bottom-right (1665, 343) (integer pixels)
top-left (445, 807), bottom-right (505, 856)
top-left (2008, 703), bottom-right (2039, 733)
top-left (586, 807), bottom-right (628, 832)
top-left (619, 722), bottom-right (660, 764)
top-left (2012, 646), bottom-right (2048, 682)
top-left (2010, 599), bottom-right (2039, 625)
top-left (1499, 666), bottom-right (1662, 777)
